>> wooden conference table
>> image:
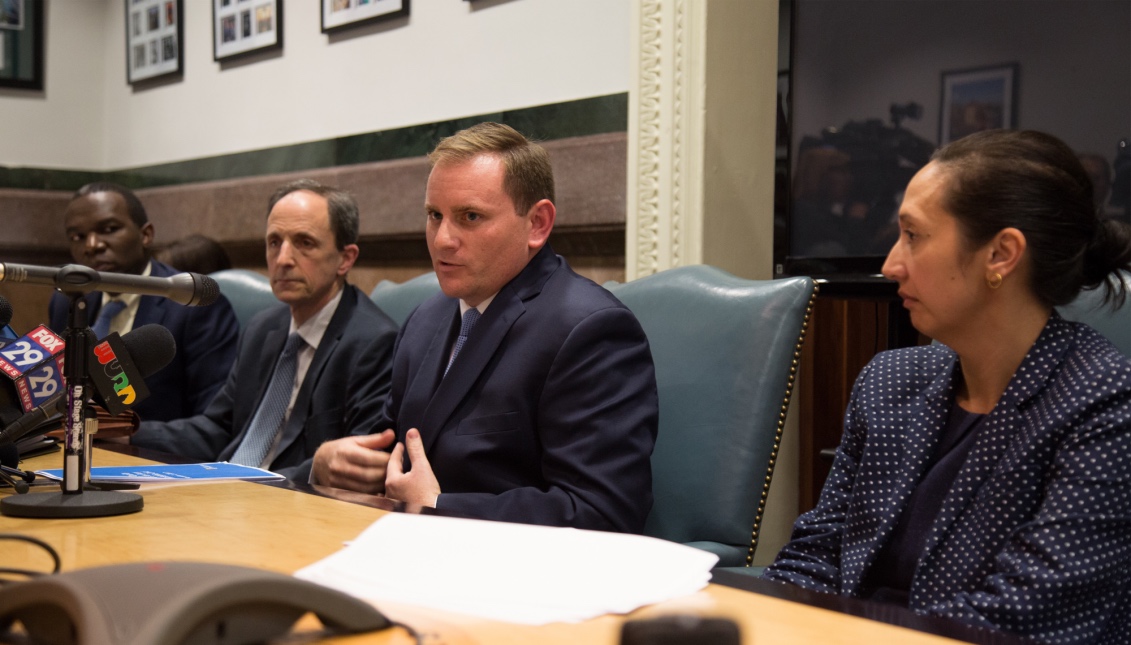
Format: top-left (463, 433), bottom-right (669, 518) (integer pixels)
top-left (0, 447), bottom-right (1020, 645)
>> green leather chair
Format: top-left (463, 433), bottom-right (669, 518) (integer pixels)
top-left (605, 266), bottom-right (817, 567)
top-left (369, 272), bottom-right (443, 326)
top-left (1058, 270), bottom-right (1131, 357)
top-left (209, 269), bottom-right (277, 329)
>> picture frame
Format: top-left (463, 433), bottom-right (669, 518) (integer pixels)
top-left (321, 0), bottom-right (408, 34)
top-left (0, 0), bottom-right (44, 91)
top-left (213, 0), bottom-right (282, 62)
top-left (126, 0), bottom-right (184, 84)
top-left (938, 62), bottom-right (1018, 144)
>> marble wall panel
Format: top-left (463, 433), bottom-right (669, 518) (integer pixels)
top-left (131, 132), bottom-right (628, 248)
top-left (0, 189), bottom-right (72, 254)
top-left (0, 132), bottom-right (627, 329)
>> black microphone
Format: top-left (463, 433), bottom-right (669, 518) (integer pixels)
top-left (0, 263), bottom-right (220, 307)
top-left (0, 295), bottom-right (12, 328)
top-left (0, 358), bottom-right (27, 431)
top-left (0, 442), bottom-right (31, 493)
top-left (0, 297), bottom-right (32, 433)
top-left (0, 355), bottom-right (38, 491)
top-left (0, 441), bottom-right (17, 469)
top-left (88, 325), bottom-right (176, 415)
top-left (0, 294), bottom-right (17, 341)
top-left (0, 324), bottom-right (177, 446)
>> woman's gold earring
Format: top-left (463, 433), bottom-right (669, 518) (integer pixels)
top-left (987, 272), bottom-right (1003, 289)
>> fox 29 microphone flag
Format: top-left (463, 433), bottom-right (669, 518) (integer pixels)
top-left (0, 326), bottom-right (66, 414)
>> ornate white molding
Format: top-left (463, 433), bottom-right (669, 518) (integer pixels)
top-left (631, 0), bottom-right (663, 278)
top-left (671, 0), bottom-right (685, 272)
top-left (628, 0), bottom-right (779, 281)
top-left (627, 0), bottom-right (704, 279)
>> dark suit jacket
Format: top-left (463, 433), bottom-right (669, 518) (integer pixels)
top-left (764, 316), bottom-right (1131, 644)
top-left (132, 284), bottom-right (398, 480)
top-left (378, 246), bottom-right (658, 533)
top-left (49, 260), bottom-right (239, 422)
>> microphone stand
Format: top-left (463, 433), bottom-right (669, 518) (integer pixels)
top-left (0, 467), bottom-right (30, 494)
top-left (0, 292), bottom-right (143, 518)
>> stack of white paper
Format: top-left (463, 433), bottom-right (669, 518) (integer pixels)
top-left (295, 513), bottom-right (719, 625)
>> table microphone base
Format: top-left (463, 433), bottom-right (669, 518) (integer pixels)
top-left (0, 490), bottom-right (143, 518)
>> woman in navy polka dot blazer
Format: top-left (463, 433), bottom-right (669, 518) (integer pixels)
top-left (764, 130), bottom-right (1131, 644)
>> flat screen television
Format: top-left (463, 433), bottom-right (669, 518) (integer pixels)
top-left (774, 0), bottom-right (1131, 282)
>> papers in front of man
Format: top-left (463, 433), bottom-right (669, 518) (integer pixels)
top-left (36, 462), bottom-right (284, 483)
top-left (295, 513), bottom-right (719, 625)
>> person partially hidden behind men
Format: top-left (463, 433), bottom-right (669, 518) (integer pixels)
top-left (132, 180), bottom-right (399, 480)
top-left (49, 183), bottom-right (240, 423)
top-left (311, 123), bottom-right (659, 533)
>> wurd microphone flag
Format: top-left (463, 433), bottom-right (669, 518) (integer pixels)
top-left (88, 332), bottom-right (151, 416)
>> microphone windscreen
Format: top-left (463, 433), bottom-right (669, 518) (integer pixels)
top-left (0, 295), bottom-right (13, 328)
top-left (0, 372), bottom-right (24, 429)
top-left (0, 441), bottom-right (17, 467)
top-left (192, 273), bottom-right (220, 307)
top-left (120, 324), bottom-right (177, 378)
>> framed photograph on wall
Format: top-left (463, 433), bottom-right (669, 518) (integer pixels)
top-left (213, 0), bottom-right (282, 61)
top-left (0, 0), bottom-right (44, 90)
top-left (126, 0), bottom-right (183, 84)
top-left (321, 0), bottom-right (409, 34)
top-left (939, 63), bottom-right (1019, 144)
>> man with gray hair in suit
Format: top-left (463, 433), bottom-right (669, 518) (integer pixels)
top-left (132, 179), bottom-right (399, 480)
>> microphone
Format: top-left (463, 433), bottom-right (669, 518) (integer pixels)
top-left (0, 263), bottom-right (220, 307)
top-left (0, 324), bottom-right (177, 446)
top-left (0, 354), bottom-right (39, 451)
top-left (0, 443), bottom-right (33, 494)
top-left (88, 325), bottom-right (175, 415)
top-left (0, 299), bottom-right (44, 433)
top-left (0, 295), bottom-right (17, 340)
top-left (0, 435), bottom-right (18, 468)
top-left (0, 444), bottom-right (30, 493)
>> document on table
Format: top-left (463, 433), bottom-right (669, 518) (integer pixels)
top-left (295, 513), bottom-right (719, 625)
top-left (36, 462), bottom-right (284, 483)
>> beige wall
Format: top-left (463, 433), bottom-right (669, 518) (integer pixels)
top-left (0, 0), bottom-right (631, 170)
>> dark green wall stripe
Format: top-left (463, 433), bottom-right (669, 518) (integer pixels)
top-left (0, 93), bottom-right (627, 191)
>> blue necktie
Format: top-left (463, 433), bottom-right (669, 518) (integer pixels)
top-left (230, 333), bottom-right (306, 467)
top-left (91, 299), bottom-right (127, 339)
top-left (445, 308), bottom-right (481, 376)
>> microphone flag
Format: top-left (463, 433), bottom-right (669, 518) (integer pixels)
top-left (88, 332), bottom-right (151, 416)
top-left (0, 326), bottom-right (66, 413)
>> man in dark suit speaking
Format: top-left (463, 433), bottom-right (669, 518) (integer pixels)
top-left (312, 123), bottom-right (659, 533)
top-left (132, 180), bottom-right (398, 480)
top-left (49, 183), bottom-right (240, 423)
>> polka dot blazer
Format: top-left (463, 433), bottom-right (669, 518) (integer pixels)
top-left (764, 315), bottom-right (1131, 644)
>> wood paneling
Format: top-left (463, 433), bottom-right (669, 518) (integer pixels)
top-left (797, 288), bottom-right (924, 513)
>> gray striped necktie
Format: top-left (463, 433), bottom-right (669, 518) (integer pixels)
top-left (230, 333), bottom-right (305, 467)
